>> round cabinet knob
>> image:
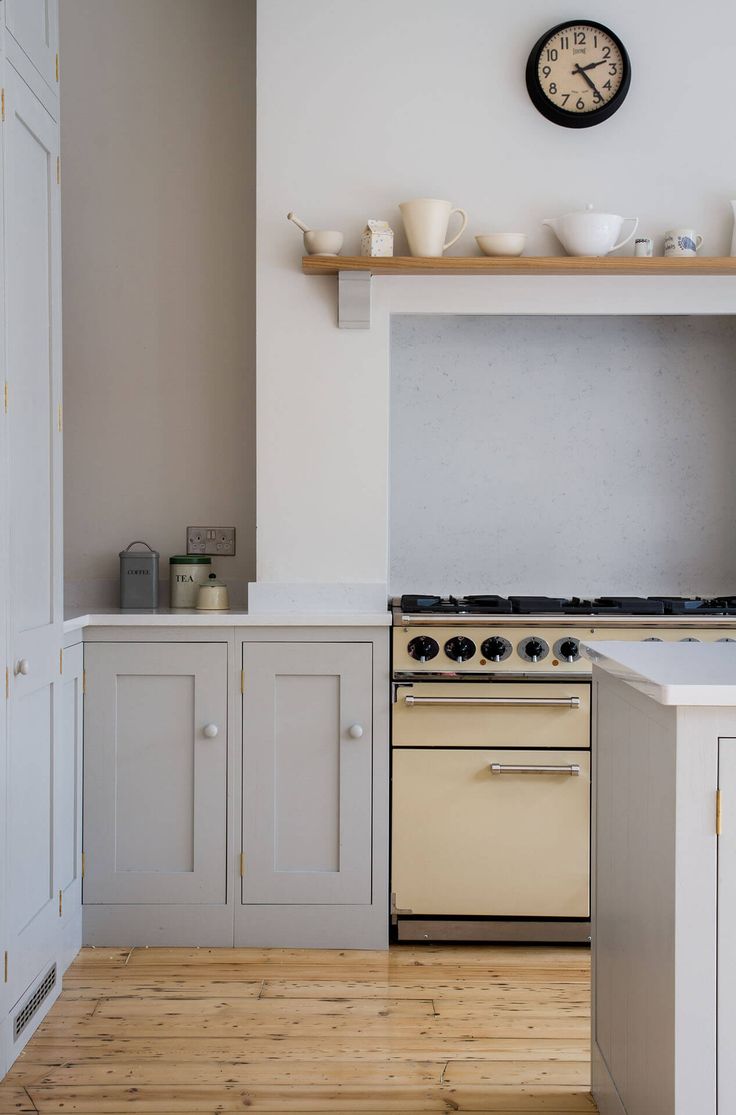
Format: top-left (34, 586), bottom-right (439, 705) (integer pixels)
top-left (15, 658), bottom-right (30, 676)
top-left (444, 636), bottom-right (476, 663)
top-left (348, 724), bottom-right (364, 739)
top-left (481, 635), bottom-right (511, 662)
top-left (407, 635), bottom-right (440, 663)
top-left (202, 723), bottom-right (219, 739)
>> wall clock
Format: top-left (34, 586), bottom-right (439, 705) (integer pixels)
top-left (526, 20), bottom-right (631, 128)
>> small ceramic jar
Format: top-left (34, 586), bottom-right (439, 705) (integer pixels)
top-left (169, 555), bottom-right (211, 608)
top-left (196, 573), bottom-right (230, 611)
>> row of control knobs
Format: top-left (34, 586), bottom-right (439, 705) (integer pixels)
top-left (407, 634), bottom-right (580, 664)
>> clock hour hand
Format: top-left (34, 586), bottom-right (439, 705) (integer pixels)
top-left (576, 58), bottom-right (608, 72)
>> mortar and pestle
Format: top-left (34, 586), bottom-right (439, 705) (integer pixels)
top-left (287, 213), bottom-right (343, 256)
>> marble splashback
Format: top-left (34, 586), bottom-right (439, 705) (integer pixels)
top-left (390, 315), bottom-right (736, 598)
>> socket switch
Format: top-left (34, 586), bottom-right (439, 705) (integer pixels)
top-left (187, 526), bottom-right (236, 556)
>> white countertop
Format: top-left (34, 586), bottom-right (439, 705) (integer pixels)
top-left (63, 608), bottom-right (392, 634)
top-left (583, 640), bottom-right (736, 705)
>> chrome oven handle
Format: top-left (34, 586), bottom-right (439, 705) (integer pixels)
top-left (403, 695), bottom-right (580, 708)
top-left (490, 762), bottom-right (581, 776)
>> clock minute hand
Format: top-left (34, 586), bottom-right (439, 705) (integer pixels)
top-left (572, 63), bottom-right (602, 97)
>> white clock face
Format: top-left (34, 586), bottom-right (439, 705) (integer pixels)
top-left (537, 24), bottom-right (624, 114)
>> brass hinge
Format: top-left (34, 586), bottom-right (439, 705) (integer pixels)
top-left (1, 88), bottom-right (4, 123)
top-left (59, 648), bottom-right (63, 675)
top-left (56, 156), bottom-right (60, 185)
top-left (717, 789), bottom-right (723, 835)
top-left (239, 852), bottom-right (245, 877)
top-left (82, 669), bottom-right (87, 695)
top-left (56, 53), bottom-right (59, 82)
top-left (58, 403), bottom-right (63, 432)
top-left (240, 669), bottom-right (245, 695)
top-left (81, 851), bottom-right (85, 879)
top-left (58, 889), bottom-right (63, 917)
top-left (3, 952), bottom-right (7, 983)
top-left (4, 667), bottom-right (9, 700)
top-left (3, 381), bottom-right (8, 414)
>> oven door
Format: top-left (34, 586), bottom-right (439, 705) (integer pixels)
top-left (392, 747), bottom-right (590, 918)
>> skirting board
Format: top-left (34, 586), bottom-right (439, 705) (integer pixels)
top-left (592, 1039), bottom-right (627, 1115)
top-left (83, 905), bottom-right (235, 947)
top-left (235, 904), bottom-right (389, 950)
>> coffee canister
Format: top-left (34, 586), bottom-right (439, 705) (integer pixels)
top-left (169, 555), bottom-right (212, 608)
top-left (119, 540), bottom-right (160, 608)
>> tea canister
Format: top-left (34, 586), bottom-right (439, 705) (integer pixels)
top-left (119, 541), bottom-right (159, 609)
top-left (169, 555), bottom-right (212, 608)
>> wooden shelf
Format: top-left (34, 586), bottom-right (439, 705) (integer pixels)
top-left (303, 255), bottom-right (736, 277)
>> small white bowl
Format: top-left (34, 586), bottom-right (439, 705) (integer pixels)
top-left (303, 230), bottom-right (344, 255)
top-left (475, 233), bottom-right (526, 257)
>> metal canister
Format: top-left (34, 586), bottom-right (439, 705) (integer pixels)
top-left (119, 541), bottom-right (160, 608)
top-left (169, 555), bottom-right (212, 608)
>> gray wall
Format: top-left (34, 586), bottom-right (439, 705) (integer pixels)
top-left (390, 316), bottom-right (736, 598)
top-left (60, 0), bottom-right (256, 607)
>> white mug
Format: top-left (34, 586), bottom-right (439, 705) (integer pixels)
top-left (664, 228), bottom-right (703, 257)
top-left (399, 198), bottom-right (468, 257)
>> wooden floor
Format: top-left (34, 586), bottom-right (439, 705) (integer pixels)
top-left (0, 944), bottom-right (596, 1113)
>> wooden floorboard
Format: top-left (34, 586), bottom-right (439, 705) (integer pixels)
top-left (1, 944), bottom-right (596, 1113)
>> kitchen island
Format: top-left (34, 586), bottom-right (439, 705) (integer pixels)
top-left (584, 641), bottom-right (736, 1115)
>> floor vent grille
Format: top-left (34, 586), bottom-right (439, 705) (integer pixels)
top-left (13, 964), bottom-right (57, 1040)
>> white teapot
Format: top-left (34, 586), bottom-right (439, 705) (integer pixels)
top-left (543, 204), bottom-right (639, 257)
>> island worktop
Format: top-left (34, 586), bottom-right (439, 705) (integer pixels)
top-left (588, 641), bottom-right (736, 1115)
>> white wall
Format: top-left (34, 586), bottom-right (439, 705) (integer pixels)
top-left (390, 315), bottom-right (736, 597)
top-left (255, 0), bottom-right (736, 608)
top-left (61, 0), bottom-right (256, 607)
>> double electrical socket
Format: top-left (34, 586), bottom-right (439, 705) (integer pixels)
top-left (187, 526), bottom-right (236, 556)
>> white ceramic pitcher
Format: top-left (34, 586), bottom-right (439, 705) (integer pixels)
top-left (399, 198), bottom-right (468, 257)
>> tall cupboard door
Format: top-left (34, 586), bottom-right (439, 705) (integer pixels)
top-left (57, 645), bottom-right (83, 943)
top-left (3, 62), bottom-right (62, 1008)
top-left (3, 1), bottom-right (59, 93)
top-left (242, 642), bottom-right (373, 905)
top-left (718, 737), bottom-right (736, 1114)
top-left (83, 643), bottom-right (228, 905)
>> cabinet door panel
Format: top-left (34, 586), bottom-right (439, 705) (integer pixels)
top-left (83, 643), bottom-right (227, 904)
top-left (719, 738), bottom-right (736, 1114)
top-left (4, 1), bottom-right (58, 90)
top-left (242, 643), bottom-right (372, 905)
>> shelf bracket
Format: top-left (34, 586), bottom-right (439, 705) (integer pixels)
top-left (338, 270), bottom-right (371, 329)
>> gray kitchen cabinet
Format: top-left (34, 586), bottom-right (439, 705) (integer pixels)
top-left (83, 642), bottom-right (228, 910)
top-left (3, 0), bottom-right (59, 111)
top-left (237, 632), bottom-right (389, 948)
top-left (57, 642), bottom-right (83, 968)
top-left (241, 642), bottom-right (373, 905)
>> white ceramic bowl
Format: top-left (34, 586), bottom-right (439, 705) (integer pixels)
top-left (475, 233), bottom-right (526, 257)
top-left (303, 230), bottom-right (344, 255)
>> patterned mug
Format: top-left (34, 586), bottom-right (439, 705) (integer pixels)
top-left (664, 228), bottom-right (703, 257)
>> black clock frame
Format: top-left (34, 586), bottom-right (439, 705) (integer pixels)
top-left (525, 19), bottom-right (631, 129)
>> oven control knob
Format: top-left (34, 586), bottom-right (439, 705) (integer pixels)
top-left (481, 636), bottom-right (511, 662)
top-left (554, 637), bottom-right (580, 662)
top-left (407, 635), bottom-right (440, 663)
top-left (444, 636), bottom-right (476, 663)
top-left (518, 636), bottom-right (549, 663)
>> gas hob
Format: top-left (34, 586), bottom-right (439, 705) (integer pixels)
top-left (392, 594), bottom-right (736, 675)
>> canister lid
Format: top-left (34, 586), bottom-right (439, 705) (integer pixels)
top-left (169, 555), bottom-right (212, 564)
top-left (119, 540), bottom-right (159, 559)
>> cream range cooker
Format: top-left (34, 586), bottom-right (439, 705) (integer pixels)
top-left (391, 594), bottom-right (736, 943)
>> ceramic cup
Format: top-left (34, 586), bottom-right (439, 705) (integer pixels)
top-left (634, 237), bottom-right (654, 258)
top-left (399, 198), bottom-right (468, 257)
top-left (664, 229), bottom-right (703, 257)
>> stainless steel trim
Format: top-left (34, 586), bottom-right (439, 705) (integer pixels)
top-left (394, 609), bottom-right (736, 629)
top-left (393, 670), bottom-right (590, 682)
top-left (403, 694), bottom-right (580, 708)
top-left (490, 762), bottom-right (581, 776)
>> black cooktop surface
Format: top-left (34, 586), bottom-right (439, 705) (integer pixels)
top-left (399, 595), bottom-right (736, 617)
